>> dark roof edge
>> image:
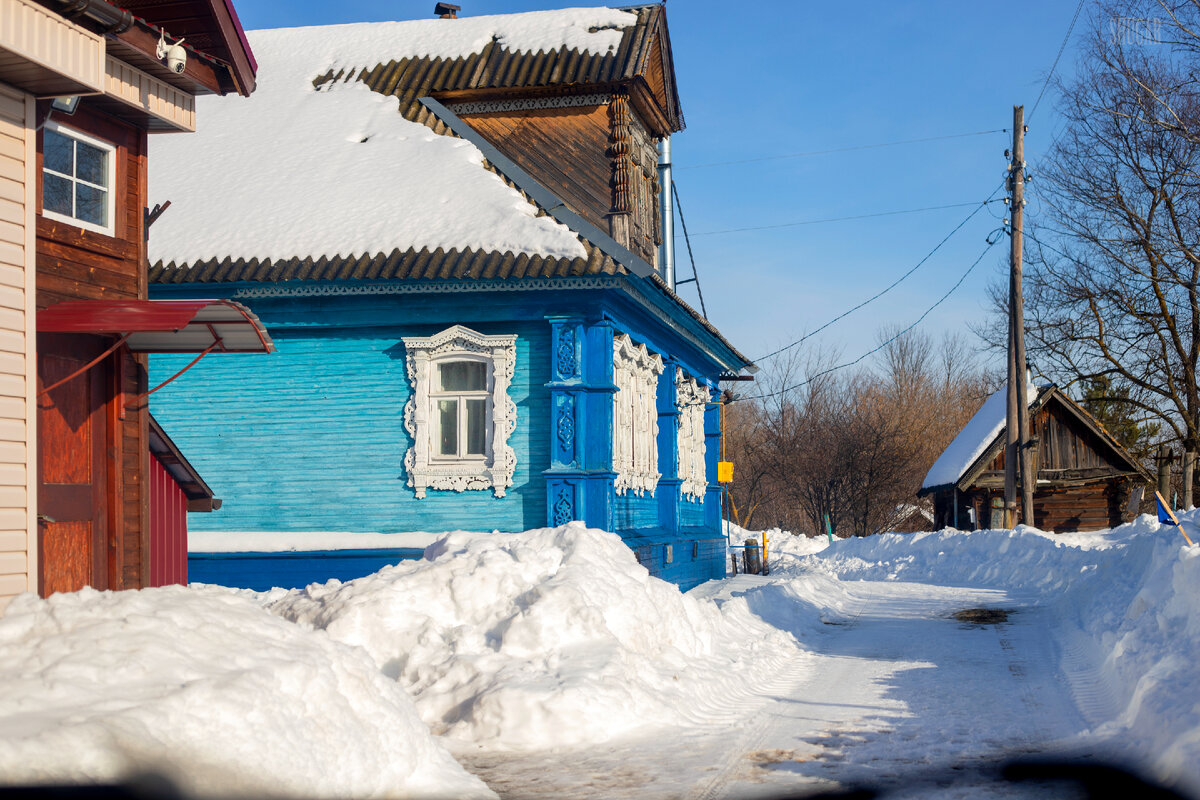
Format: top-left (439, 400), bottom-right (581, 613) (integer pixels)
top-left (419, 96), bottom-right (654, 279)
top-left (148, 414), bottom-right (219, 506)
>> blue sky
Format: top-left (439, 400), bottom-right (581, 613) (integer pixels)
top-left (229, 1), bottom-right (1088, 375)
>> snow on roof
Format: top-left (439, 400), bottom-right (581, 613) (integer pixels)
top-left (921, 383), bottom-right (1041, 491)
top-left (149, 8), bottom-right (639, 267)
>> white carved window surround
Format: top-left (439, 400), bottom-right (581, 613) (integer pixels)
top-left (403, 325), bottom-right (517, 499)
top-left (612, 333), bottom-right (663, 496)
top-left (677, 369), bottom-right (710, 502)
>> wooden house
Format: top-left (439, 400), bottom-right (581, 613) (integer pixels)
top-left (0, 0), bottom-right (269, 607)
top-left (145, 5), bottom-right (755, 591)
top-left (920, 384), bottom-right (1151, 532)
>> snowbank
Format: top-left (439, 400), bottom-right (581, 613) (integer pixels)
top-left (0, 586), bottom-right (492, 799)
top-left (268, 522), bottom-right (803, 750)
top-left (778, 517), bottom-right (1200, 790)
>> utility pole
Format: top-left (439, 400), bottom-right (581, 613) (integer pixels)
top-left (1005, 105), bottom-right (1034, 527)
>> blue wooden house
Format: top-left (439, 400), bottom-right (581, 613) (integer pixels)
top-left (145, 4), bottom-right (754, 591)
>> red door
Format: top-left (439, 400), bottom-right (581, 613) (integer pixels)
top-left (37, 334), bottom-right (110, 595)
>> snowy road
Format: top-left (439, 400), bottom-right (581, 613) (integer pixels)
top-left (459, 578), bottom-right (1095, 800)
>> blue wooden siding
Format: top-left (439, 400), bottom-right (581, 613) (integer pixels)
top-left (150, 282), bottom-right (736, 590)
top-left (150, 320), bottom-right (551, 534)
top-left (189, 549), bottom-right (425, 591)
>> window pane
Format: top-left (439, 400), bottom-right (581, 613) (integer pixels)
top-left (438, 399), bottom-right (458, 456)
top-left (465, 399), bottom-right (486, 455)
top-left (43, 130), bottom-right (72, 175)
top-left (43, 174), bottom-right (72, 216)
top-left (75, 183), bottom-right (107, 226)
top-left (439, 361), bottom-right (487, 392)
top-left (75, 140), bottom-right (107, 185)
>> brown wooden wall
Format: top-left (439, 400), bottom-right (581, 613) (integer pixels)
top-left (34, 101), bottom-right (149, 591)
top-left (461, 103), bottom-right (614, 238)
top-left (932, 479), bottom-right (1133, 533)
top-left (982, 400), bottom-right (1118, 479)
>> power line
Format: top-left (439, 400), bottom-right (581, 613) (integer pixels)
top-left (733, 237), bottom-right (1002, 404)
top-left (691, 200), bottom-right (993, 238)
top-left (1030, 0), bottom-right (1086, 122)
top-left (671, 181), bottom-right (708, 318)
top-left (754, 184), bottom-right (1006, 364)
top-left (677, 129), bottom-right (1008, 171)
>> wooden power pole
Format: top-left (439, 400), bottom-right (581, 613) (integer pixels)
top-left (1006, 105), bottom-right (1034, 527)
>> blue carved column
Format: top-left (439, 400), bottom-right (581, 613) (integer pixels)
top-left (656, 358), bottom-right (681, 536)
top-left (544, 317), bottom-right (616, 531)
top-left (703, 379), bottom-right (723, 532)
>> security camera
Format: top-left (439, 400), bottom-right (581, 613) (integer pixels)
top-left (156, 32), bottom-right (186, 75)
top-left (166, 43), bottom-right (187, 74)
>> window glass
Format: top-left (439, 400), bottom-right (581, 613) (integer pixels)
top-left (439, 361), bottom-right (487, 392)
top-left (75, 184), bottom-right (107, 226)
top-left (43, 130), bottom-right (72, 175)
top-left (75, 140), bottom-right (107, 185)
top-left (43, 174), bottom-right (72, 217)
top-left (465, 399), bottom-right (486, 455)
top-left (438, 400), bottom-right (458, 456)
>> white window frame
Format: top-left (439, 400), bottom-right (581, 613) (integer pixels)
top-left (402, 325), bottom-right (517, 499)
top-left (613, 333), bottom-right (663, 496)
top-left (676, 368), bottom-right (709, 502)
top-left (429, 355), bottom-right (492, 464)
top-left (41, 120), bottom-right (116, 236)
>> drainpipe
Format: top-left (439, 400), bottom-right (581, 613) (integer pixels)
top-left (55, 0), bottom-right (134, 33)
top-left (658, 137), bottom-right (675, 290)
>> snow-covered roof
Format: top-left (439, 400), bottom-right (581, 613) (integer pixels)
top-left (921, 383), bottom-right (1041, 491)
top-left (148, 8), bottom-right (642, 268)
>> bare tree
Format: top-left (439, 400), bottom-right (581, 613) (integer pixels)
top-left (1017, 0), bottom-right (1200, 503)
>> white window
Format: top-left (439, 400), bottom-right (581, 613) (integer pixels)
top-left (613, 333), bottom-right (663, 496)
top-left (402, 326), bottom-right (517, 499)
top-left (677, 368), bottom-right (709, 502)
top-left (42, 122), bottom-right (115, 236)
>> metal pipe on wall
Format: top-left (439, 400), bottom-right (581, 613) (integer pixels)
top-left (658, 137), bottom-right (675, 290)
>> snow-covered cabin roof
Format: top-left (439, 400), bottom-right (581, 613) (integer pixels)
top-left (920, 383), bottom-right (1151, 494)
top-left (147, 5), bottom-right (678, 274)
top-left (921, 384), bottom-right (1042, 493)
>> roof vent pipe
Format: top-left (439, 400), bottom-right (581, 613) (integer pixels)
top-left (658, 137), bottom-right (675, 290)
top-left (434, 2), bottom-right (460, 18)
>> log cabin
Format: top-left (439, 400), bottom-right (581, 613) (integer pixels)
top-left (0, 0), bottom-right (270, 607)
top-left (920, 384), bottom-right (1152, 532)
top-left (146, 5), bottom-right (755, 591)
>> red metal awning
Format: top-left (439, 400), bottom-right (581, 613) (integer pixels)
top-left (37, 299), bottom-right (274, 353)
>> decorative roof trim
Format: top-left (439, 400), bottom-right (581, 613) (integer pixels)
top-left (447, 93), bottom-right (610, 115)
top-left (419, 95), bottom-right (655, 280)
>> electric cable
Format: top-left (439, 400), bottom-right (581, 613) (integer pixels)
top-left (1030, 0), bottom-right (1086, 122)
top-left (677, 129), bottom-right (1008, 170)
top-left (733, 235), bottom-right (1002, 404)
top-left (753, 183), bottom-right (1006, 364)
top-left (671, 181), bottom-right (708, 318)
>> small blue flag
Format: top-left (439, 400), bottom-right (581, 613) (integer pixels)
top-left (1157, 491), bottom-right (1176, 524)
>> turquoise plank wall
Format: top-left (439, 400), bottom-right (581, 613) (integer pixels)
top-left (151, 321), bottom-right (551, 534)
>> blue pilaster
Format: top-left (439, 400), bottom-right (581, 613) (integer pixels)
top-left (657, 357), bottom-right (681, 534)
top-left (544, 317), bottom-right (616, 530)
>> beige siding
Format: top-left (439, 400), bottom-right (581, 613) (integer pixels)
top-left (0, 0), bottom-right (105, 96)
top-left (0, 82), bottom-right (34, 610)
top-left (105, 57), bottom-right (196, 133)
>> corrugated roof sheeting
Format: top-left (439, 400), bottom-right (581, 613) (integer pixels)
top-left (309, 5), bottom-right (679, 132)
top-left (149, 246), bottom-right (625, 285)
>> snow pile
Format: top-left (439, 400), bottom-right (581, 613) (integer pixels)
top-left (0, 586), bottom-right (492, 799)
top-left (780, 517), bottom-right (1200, 788)
top-left (268, 522), bottom-right (803, 750)
top-left (149, 10), bottom-right (641, 265)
